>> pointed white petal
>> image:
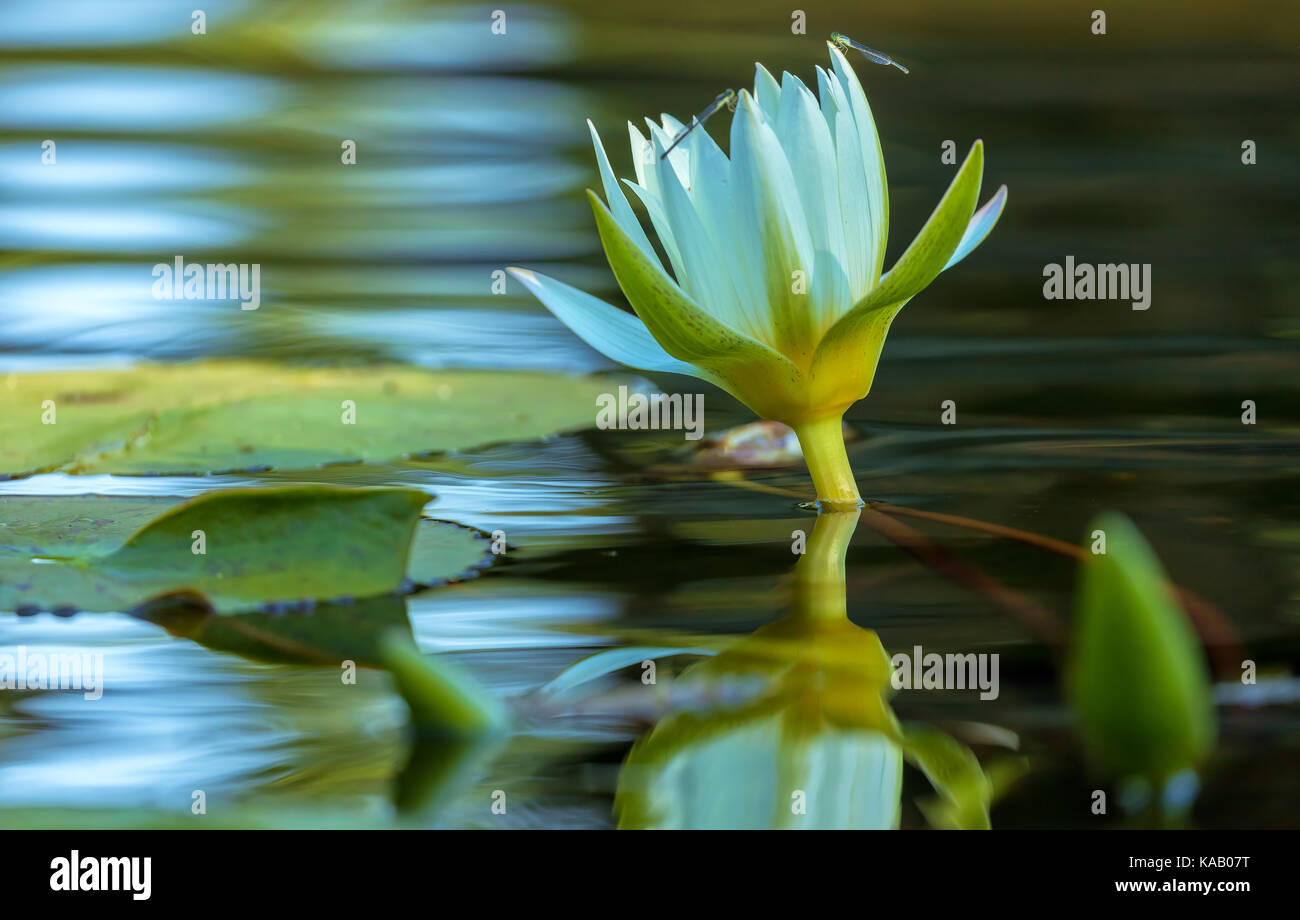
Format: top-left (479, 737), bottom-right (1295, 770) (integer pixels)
top-left (588, 119), bottom-right (656, 263)
top-left (776, 74), bottom-right (850, 325)
top-left (828, 43), bottom-right (889, 285)
top-left (730, 91), bottom-right (817, 360)
top-left (815, 66), bottom-right (845, 141)
top-left (676, 105), bottom-right (730, 207)
top-left (656, 147), bottom-right (749, 333)
top-left (621, 179), bottom-right (685, 287)
top-left (882, 185), bottom-right (1009, 281)
top-left (628, 122), bottom-right (655, 192)
top-left (506, 267), bottom-right (713, 380)
top-left (753, 63), bottom-right (782, 121)
top-left (586, 191), bottom-right (812, 421)
top-left (833, 109), bottom-right (871, 299)
top-left (646, 117), bottom-right (691, 189)
top-left (660, 112), bottom-right (687, 135)
top-left (680, 113), bottom-right (766, 334)
top-left (943, 185), bottom-right (1007, 271)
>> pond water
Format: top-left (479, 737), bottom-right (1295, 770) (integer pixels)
top-left (1, 0), bottom-right (1297, 828)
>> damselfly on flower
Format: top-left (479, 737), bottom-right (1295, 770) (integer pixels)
top-left (509, 43), bottom-right (1007, 510)
top-left (830, 33), bottom-right (910, 74)
top-left (661, 89), bottom-right (738, 160)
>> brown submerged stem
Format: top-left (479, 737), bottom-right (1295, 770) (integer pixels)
top-left (868, 502), bottom-right (1243, 680)
top-left (708, 465), bottom-right (1243, 679)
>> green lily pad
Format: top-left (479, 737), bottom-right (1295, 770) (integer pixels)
top-left (0, 361), bottom-right (617, 477)
top-left (0, 486), bottom-right (490, 615)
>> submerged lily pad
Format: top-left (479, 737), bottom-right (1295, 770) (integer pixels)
top-left (0, 486), bottom-right (490, 615)
top-left (0, 361), bottom-right (618, 477)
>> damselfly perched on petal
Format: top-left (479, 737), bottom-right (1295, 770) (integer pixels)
top-left (830, 33), bottom-right (910, 74)
top-left (509, 43), bottom-right (1006, 510)
top-left (660, 89), bottom-right (737, 160)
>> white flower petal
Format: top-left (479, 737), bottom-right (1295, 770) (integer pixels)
top-left (679, 109), bottom-right (729, 200)
top-left (730, 91), bottom-right (818, 360)
top-left (588, 119), bottom-right (656, 265)
top-left (506, 267), bottom-right (713, 380)
top-left (586, 190), bottom-right (811, 421)
top-left (882, 185), bottom-right (1009, 282)
top-left (833, 109), bottom-right (871, 299)
top-left (645, 117), bottom-right (691, 189)
top-left (621, 179), bottom-right (684, 287)
top-left (753, 63), bottom-right (782, 121)
top-left (628, 122), bottom-right (655, 192)
top-left (656, 151), bottom-right (750, 333)
top-left (829, 43), bottom-right (889, 286)
top-left (943, 185), bottom-right (1007, 271)
top-left (815, 66), bottom-right (844, 141)
top-left (776, 73), bottom-right (850, 326)
top-left (680, 115), bottom-right (766, 333)
top-left (660, 112), bottom-right (686, 135)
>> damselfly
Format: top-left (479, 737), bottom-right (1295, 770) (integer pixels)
top-left (660, 89), bottom-right (738, 160)
top-left (830, 32), bottom-right (910, 74)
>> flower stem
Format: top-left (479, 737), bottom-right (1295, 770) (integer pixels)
top-left (793, 509), bottom-right (860, 621)
top-left (793, 414), bottom-right (861, 511)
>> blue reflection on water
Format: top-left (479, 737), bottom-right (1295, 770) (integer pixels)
top-left (0, 0), bottom-right (246, 48)
top-left (0, 142), bottom-right (252, 192)
top-left (0, 66), bottom-right (282, 130)
top-left (0, 202), bottom-right (255, 250)
top-left (295, 5), bottom-right (575, 71)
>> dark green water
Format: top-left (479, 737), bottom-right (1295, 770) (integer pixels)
top-left (0, 0), bottom-right (1297, 827)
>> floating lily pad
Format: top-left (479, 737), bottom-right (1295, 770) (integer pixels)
top-left (0, 361), bottom-right (618, 477)
top-left (0, 486), bottom-right (490, 615)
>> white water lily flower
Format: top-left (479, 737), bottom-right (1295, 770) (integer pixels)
top-left (509, 43), bottom-right (1006, 509)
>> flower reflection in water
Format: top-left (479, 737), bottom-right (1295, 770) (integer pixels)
top-left (616, 511), bottom-right (1017, 830)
